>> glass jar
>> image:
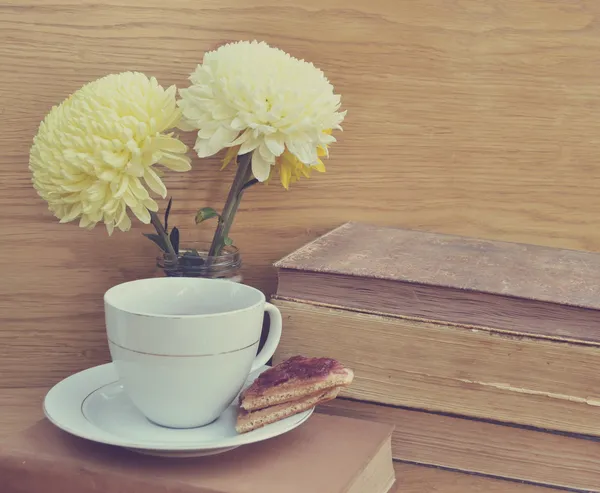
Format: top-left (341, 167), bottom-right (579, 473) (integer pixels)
top-left (156, 242), bottom-right (242, 282)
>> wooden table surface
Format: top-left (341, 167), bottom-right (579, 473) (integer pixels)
top-left (0, 387), bottom-right (558, 492)
top-left (4, 0), bottom-right (600, 394)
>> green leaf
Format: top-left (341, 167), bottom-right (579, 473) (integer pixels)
top-left (170, 226), bottom-right (180, 255)
top-left (195, 207), bottom-right (220, 224)
top-left (224, 237), bottom-right (233, 246)
top-left (164, 197), bottom-right (173, 233)
top-left (143, 233), bottom-right (168, 252)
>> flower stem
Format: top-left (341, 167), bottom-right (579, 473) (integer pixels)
top-left (149, 210), bottom-right (177, 258)
top-left (241, 178), bottom-right (259, 192)
top-left (208, 152), bottom-right (253, 258)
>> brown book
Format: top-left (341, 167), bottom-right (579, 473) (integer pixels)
top-left (320, 398), bottom-right (600, 492)
top-left (272, 298), bottom-right (600, 437)
top-left (274, 222), bottom-right (600, 343)
top-left (0, 414), bottom-right (395, 493)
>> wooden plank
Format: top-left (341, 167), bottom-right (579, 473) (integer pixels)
top-left (321, 399), bottom-right (600, 492)
top-left (273, 299), bottom-right (600, 436)
top-left (394, 462), bottom-right (556, 493)
top-left (4, 0), bottom-right (600, 389)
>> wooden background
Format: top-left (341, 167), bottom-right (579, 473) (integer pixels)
top-left (2, 0), bottom-right (600, 389)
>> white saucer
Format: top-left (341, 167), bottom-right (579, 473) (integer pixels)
top-left (43, 363), bottom-right (313, 457)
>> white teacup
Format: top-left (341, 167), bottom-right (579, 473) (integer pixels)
top-left (104, 277), bottom-right (282, 429)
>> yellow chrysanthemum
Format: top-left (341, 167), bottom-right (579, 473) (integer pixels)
top-left (178, 40), bottom-right (346, 187)
top-left (29, 72), bottom-right (191, 234)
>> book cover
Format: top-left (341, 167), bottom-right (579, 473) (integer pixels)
top-left (0, 413), bottom-right (395, 493)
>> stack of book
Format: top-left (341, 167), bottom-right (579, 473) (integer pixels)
top-left (272, 222), bottom-right (600, 492)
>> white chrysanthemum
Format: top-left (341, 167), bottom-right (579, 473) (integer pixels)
top-left (29, 72), bottom-right (191, 235)
top-left (177, 40), bottom-right (346, 183)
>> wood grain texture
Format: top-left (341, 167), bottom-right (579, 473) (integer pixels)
top-left (0, 388), bottom-right (46, 436)
top-left (393, 462), bottom-right (554, 493)
top-left (273, 299), bottom-right (600, 436)
top-left (3, 0), bottom-right (600, 389)
top-left (321, 398), bottom-right (600, 492)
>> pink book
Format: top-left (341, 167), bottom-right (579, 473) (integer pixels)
top-left (0, 413), bottom-right (395, 493)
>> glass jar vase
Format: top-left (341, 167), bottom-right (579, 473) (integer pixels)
top-left (156, 242), bottom-right (242, 282)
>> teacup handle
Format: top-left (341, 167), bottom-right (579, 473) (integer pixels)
top-left (251, 303), bottom-right (283, 372)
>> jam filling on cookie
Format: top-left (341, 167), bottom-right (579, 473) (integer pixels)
top-left (254, 355), bottom-right (345, 389)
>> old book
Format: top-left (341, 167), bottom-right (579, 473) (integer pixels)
top-left (320, 398), bottom-right (600, 492)
top-left (274, 222), bottom-right (600, 343)
top-left (0, 413), bottom-right (395, 493)
top-left (272, 298), bottom-right (600, 436)
top-left (394, 462), bottom-right (552, 493)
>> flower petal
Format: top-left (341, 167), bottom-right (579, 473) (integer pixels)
top-left (313, 159), bottom-right (326, 172)
top-left (131, 204), bottom-right (151, 224)
top-left (123, 190), bottom-right (137, 208)
top-left (158, 152), bottom-right (192, 172)
top-left (221, 145), bottom-right (241, 170)
top-left (251, 150), bottom-right (273, 182)
top-left (317, 145), bottom-right (328, 158)
top-left (177, 117), bottom-right (198, 131)
top-left (101, 150), bottom-right (129, 168)
top-left (280, 161), bottom-right (292, 190)
top-left (230, 129), bottom-right (251, 147)
top-left (129, 177), bottom-right (150, 200)
top-left (143, 167), bottom-right (168, 198)
top-left (116, 212), bottom-right (132, 232)
top-left (264, 133), bottom-right (285, 157)
top-left (239, 135), bottom-right (261, 155)
top-left (156, 107), bottom-right (183, 132)
top-left (113, 175), bottom-right (130, 198)
top-left (287, 140), bottom-right (317, 165)
top-left (193, 126), bottom-right (239, 158)
top-left (61, 203), bottom-right (82, 222)
top-left (79, 215), bottom-right (94, 229)
top-left (143, 197), bottom-right (159, 212)
top-left (150, 135), bottom-right (188, 154)
top-left (257, 141), bottom-right (275, 161)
